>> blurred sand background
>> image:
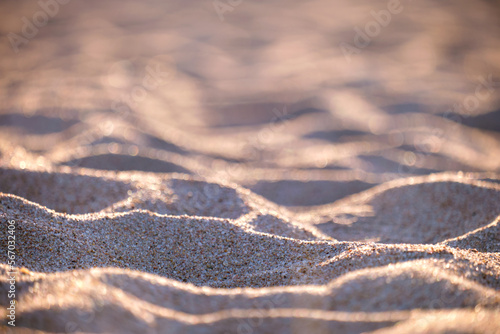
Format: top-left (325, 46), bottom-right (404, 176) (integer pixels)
top-left (0, 0), bottom-right (500, 333)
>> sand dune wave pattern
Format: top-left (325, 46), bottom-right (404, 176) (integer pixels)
top-left (1, 0), bottom-right (500, 333)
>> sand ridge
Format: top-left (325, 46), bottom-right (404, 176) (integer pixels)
top-left (0, 167), bottom-right (499, 333)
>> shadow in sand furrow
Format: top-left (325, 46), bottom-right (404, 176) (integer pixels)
top-left (245, 214), bottom-right (320, 241)
top-left (62, 154), bottom-right (191, 174)
top-left (0, 113), bottom-right (80, 135)
top-left (88, 136), bottom-right (131, 146)
top-left (0, 168), bottom-right (132, 214)
top-left (384, 102), bottom-right (423, 114)
top-left (166, 179), bottom-right (248, 219)
top-left (248, 180), bottom-right (375, 207)
top-left (304, 130), bottom-right (367, 142)
top-left (143, 133), bottom-right (188, 155)
top-left (449, 109), bottom-right (500, 132)
top-left (357, 155), bottom-right (440, 175)
top-left (207, 103), bottom-right (326, 128)
top-left (318, 181), bottom-right (500, 245)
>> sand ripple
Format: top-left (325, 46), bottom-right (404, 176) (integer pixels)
top-left (1, 0), bottom-right (500, 332)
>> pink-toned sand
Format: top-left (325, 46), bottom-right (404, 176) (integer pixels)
top-left (1, 0), bottom-right (500, 333)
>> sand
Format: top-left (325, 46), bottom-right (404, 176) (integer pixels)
top-left (1, 0), bottom-right (500, 333)
top-left (1, 169), bottom-right (499, 333)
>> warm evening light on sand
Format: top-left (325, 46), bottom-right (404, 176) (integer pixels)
top-left (0, 0), bottom-right (499, 333)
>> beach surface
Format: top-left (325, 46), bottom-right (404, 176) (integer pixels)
top-left (0, 0), bottom-right (500, 333)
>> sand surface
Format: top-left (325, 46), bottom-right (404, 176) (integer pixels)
top-left (1, 0), bottom-right (500, 333)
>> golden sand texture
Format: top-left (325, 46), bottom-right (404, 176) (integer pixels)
top-left (1, 0), bottom-right (500, 333)
top-left (0, 167), bottom-right (499, 333)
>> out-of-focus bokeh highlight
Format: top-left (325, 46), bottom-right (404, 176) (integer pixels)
top-left (1, 0), bottom-right (500, 206)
